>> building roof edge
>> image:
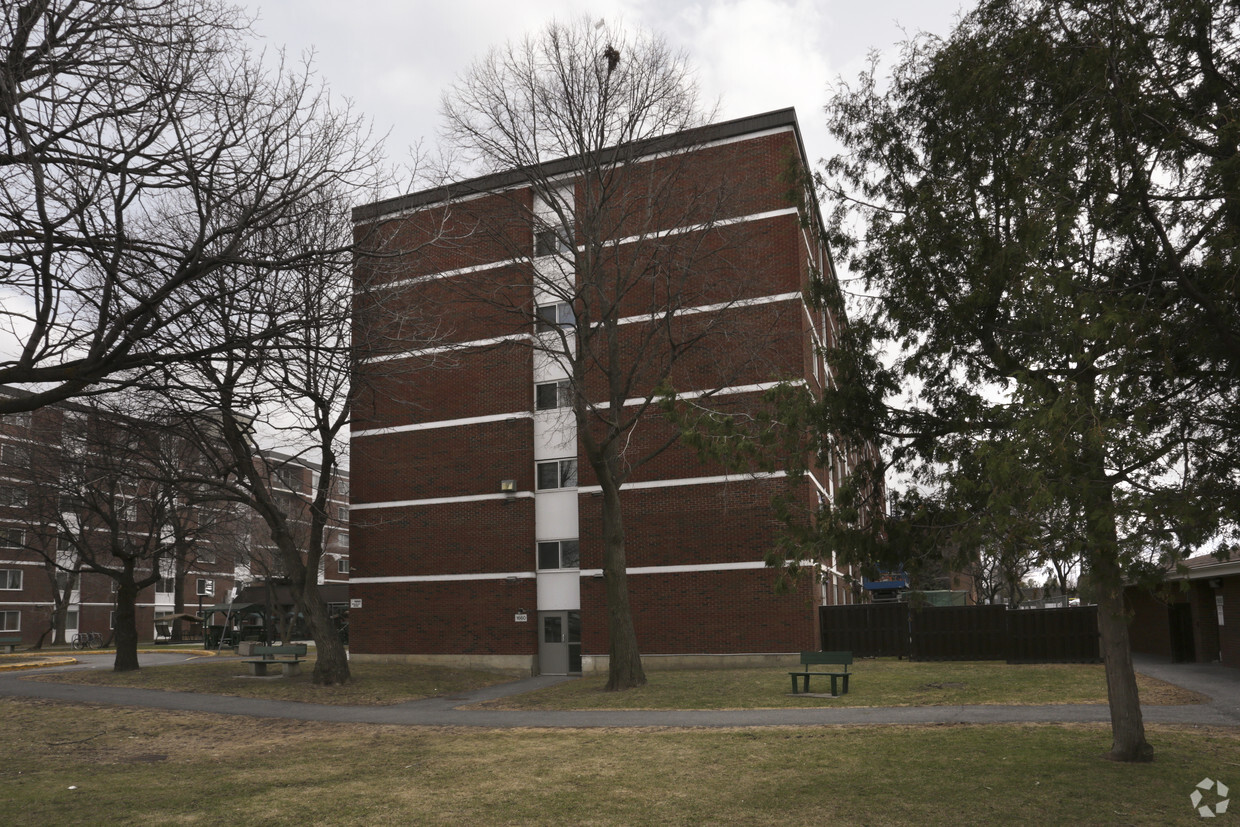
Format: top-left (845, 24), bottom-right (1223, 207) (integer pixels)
top-left (353, 107), bottom-right (803, 223)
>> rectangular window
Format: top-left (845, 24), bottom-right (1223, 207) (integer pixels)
top-left (535, 302), bottom-right (575, 333)
top-left (0, 569), bottom-right (22, 590)
top-left (336, 533), bottom-right (348, 548)
top-left (536, 458), bottom-right (577, 490)
top-left (59, 492), bottom-right (84, 513)
top-left (337, 558), bottom-right (349, 575)
top-left (0, 610), bottom-right (18, 632)
top-left (535, 379), bottom-right (572, 411)
top-left (5, 411), bottom-right (32, 430)
top-left (57, 533), bottom-right (74, 553)
top-left (337, 506), bottom-right (348, 521)
top-left (537, 539), bottom-right (580, 570)
top-left (156, 577), bottom-right (175, 595)
top-left (1, 444), bottom-right (29, 465)
top-left (0, 528), bottom-right (23, 548)
top-left (275, 466), bottom-right (302, 492)
top-left (196, 578), bottom-right (214, 597)
top-left (0, 485), bottom-right (26, 508)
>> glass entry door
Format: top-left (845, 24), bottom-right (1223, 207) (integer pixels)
top-left (538, 610), bottom-right (581, 675)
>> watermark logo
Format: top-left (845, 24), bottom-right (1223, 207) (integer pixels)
top-left (1192, 778), bottom-right (1230, 818)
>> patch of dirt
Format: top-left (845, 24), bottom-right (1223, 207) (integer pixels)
top-left (1136, 675), bottom-right (1210, 706)
top-left (916, 682), bottom-right (967, 691)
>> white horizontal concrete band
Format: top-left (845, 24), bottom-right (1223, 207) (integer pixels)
top-left (626, 381), bottom-right (783, 408)
top-left (349, 559), bottom-right (807, 585)
top-left (612, 291), bottom-right (801, 327)
top-left (363, 333), bottom-right (532, 364)
top-left (607, 206), bottom-right (798, 249)
top-left (372, 257), bottom-right (520, 291)
top-left (351, 571), bottom-right (537, 584)
top-left (579, 561), bottom-right (769, 577)
top-left (353, 411), bottom-right (533, 438)
top-left (354, 382), bottom-right (787, 439)
top-left (350, 491), bottom-right (535, 511)
top-left (361, 204), bottom-right (799, 292)
top-left (578, 471), bottom-right (787, 494)
top-left (350, 472), bottom-right (792, 510)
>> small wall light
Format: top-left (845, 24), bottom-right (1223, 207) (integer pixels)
top-left (505, 576), bottom-right (518, 584)
top-left (501, 479), bottom-right (516, 494)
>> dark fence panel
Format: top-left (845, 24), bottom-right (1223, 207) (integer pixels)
top-left (819, 603), bottom-right (1102, 663)
top-left (1006, 606), bottom-right (1100, 663)
top-left (820, 602), bottom-right (908, 657)
top-left (909, 604), bottom-right (1007, 661)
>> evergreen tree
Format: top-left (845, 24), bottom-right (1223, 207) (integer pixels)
top-left (804, 0), bottom-right (1236, 762)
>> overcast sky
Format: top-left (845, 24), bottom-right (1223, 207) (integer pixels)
top-left (237, 0), bottom-right (971, 180)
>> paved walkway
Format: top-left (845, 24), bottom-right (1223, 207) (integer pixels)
top-left (1, 652), bottom-right (1237, 728)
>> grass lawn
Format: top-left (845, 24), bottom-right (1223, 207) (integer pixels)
top-left (475, 659), bottom-right (1205, 710)
top-left (22, 656), bottom-right (1204, 710)
top-left (28, 657), bottom-right (519, 706)
top-left (0, 697), bottom-right (1232, 825)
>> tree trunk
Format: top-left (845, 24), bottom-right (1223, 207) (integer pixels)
top-left (1081, 416), bottom-right (1153, 762)
top-left (1094, 554), bottom-right (1152, 761)
top-left (600, 481), bottom-right (646, 690)
top-left (112, 580), bottom-right (141, 672)
top-left (172, 560), bottom-right (186, 642)
top-left (306, 595), bottom-right (349, 686)
top-left (290, 577), bottom-right (350, 685)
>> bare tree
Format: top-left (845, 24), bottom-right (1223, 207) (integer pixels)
top-left (423, 19), bottom-right (794, 689)
top-left (0, 0), bottom-right (379, 414)
top-left (157, 181), bottom-right (367, 685)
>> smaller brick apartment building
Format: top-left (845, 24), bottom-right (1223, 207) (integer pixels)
top-left (0, 387), bottom-right (349, 648)
top-left (1127, 553), bottom-right (1240, 667)
top-left (348, 108), bottom-right (880, 675)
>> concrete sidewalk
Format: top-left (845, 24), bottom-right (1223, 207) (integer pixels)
top-left (1, 653), bottom-right (1236, 729)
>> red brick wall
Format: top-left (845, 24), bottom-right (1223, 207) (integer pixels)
top-left (352, 498), bottom-right (534, 578)
top-left (349, 579), bottom-right (538, 656)
top-left (579, 567), bottom-right (819, 655)
top-left (356, 190), bottom-right (534, 285)
top-left (352, 421), bottom-right (533, 504)
top-left (577, 477), bottom-right (796, 569)
top-left (352, 341), bottom-right (533, 431)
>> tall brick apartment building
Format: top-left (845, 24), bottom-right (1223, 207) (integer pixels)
top-left (349, 108), bottom-right (874, 675)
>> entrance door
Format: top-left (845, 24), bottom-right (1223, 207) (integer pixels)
top-left (538, 610), bottom-right (581, 675)
top-left (1169, 602), bottom-right (1196, 663)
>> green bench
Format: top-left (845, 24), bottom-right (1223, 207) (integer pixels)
top-left (0, 636), bottom-right (21, 654)
top-left (241, 644), bottom-right (308, 677)
top-left (789, 651), bottom-right (852, 695)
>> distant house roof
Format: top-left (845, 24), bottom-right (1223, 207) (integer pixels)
top-left (1171, 551), bottom-right (1240, 580)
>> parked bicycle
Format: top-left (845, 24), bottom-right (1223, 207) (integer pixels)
top-left (70, 631), bottom-right (104, 650)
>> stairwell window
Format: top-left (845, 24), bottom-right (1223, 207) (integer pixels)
top-left (535, 379), bottom-right (573, 411)
top-left (537, 539), bottom-right (580, 570)
top-left (536, 458), bottom-right (577, 490)
top-left (536, 302), bottom-right (575, 333)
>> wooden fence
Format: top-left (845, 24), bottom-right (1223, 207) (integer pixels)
top-left (820, 602), bottom-right (1100, 663)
